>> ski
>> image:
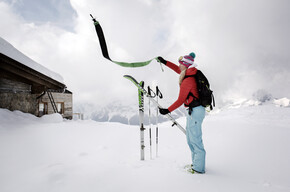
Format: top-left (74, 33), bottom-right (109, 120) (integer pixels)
top-left (138, 81), bottom-right (145, 160)
top-left (124, 75), bottom-right (186, 135)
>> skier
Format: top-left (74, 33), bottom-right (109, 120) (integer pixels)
top-left (156, 52), bottom-right (206, 174)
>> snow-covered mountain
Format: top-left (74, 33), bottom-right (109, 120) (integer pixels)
top-left (74, 101), bottom-right (186, 125)
top-left (74, 96), bottom-right (290, 125)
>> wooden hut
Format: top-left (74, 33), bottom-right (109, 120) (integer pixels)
top-left (0, 37), bottom-right (72, 119)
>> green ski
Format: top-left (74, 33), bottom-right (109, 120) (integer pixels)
top-left (138, 81), bottom-right (145, 160)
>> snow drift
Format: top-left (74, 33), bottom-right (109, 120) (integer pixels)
top-left (0, 101), bottom-right (290, 192)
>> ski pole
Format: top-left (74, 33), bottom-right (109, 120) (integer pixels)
top-left (148, 86), bottom-right (152, 159)
top-left (147, 86), bottom-right (156, 159)
top-left (156, 86), bottom-right (163, 157)
top-left (156, 88), bottom-right (159, 157)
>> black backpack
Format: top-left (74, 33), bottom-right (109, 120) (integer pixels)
top-left (184, 70), bottom-right (215, 110)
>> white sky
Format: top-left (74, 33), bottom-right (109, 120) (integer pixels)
top-left (0, 0), bottom-right (289, 108)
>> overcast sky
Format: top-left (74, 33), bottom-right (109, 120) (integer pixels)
top-left (0, 0), bottom-right (289, 108)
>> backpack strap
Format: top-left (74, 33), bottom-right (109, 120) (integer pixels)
top-left (183, 74), bottom-right (195, 79)
top-left (186, 92), bottom-right (198, 100)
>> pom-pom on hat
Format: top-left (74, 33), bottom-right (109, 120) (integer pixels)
top-left (189, 52), bottom-right (196, 59)
top-left (178, 52), bottom-right (195, 68)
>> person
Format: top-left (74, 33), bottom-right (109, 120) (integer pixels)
top-left (156, 52), bottom-right (206, 174)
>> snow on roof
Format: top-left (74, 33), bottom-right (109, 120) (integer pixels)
top-left (0, 36), bottom-right (64, 83)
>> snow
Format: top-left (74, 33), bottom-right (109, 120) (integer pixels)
top-left (274, 98), bottom-right (290, 107)
top-left (0, 103), bottom-right (290, 192)
top-left (0, 37), bottom-right (64, 83)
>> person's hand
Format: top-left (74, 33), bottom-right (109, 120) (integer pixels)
top-left (156, 56), bottom-right (167, 65)
top-left (159, 108), bottom-right (170, 115)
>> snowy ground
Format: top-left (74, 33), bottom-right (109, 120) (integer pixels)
top-left (0, 103), bottom-right (290, 192)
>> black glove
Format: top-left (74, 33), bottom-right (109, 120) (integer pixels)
top-left (156, 56), bottom-right (167, 65)
top-left (159, 108), bottom-right (170, 115)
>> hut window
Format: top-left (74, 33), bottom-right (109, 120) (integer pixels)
top-left (57, 102), bottom-right (64, 114)
top-left (39, 102), bottom-right (48, 116)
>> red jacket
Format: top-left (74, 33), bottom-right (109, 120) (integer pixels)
top-left (166, 61), bottom-right (199, 112)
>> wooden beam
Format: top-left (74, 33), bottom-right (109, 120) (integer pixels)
top-left (0, 53), bottom-right (66, 92)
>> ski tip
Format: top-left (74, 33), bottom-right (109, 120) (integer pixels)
top-left (123, 75), bottom-right (135, 81)
top-left (123, 75), bottom-right (133, 78)
top-left (123, 75), bottom-right (139, 84)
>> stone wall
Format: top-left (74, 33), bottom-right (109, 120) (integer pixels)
top-left (0, 78), bottom-right (38, 115)
top-left (0, 92), bottom-right (38, 115)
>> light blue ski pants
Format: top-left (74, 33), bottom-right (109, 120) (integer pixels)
top-left (186, 106), bottom-right (206, 173)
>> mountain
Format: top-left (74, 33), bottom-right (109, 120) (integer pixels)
top-left (74, 96), bottom-right (289, 125)
top-left (74, 101), bottom-right (186, 125)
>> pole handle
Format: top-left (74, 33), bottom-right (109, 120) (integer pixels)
top-left (156, 86), bottom-right (163, 99)
top-left (147, 86), bottom-right (156, 98)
